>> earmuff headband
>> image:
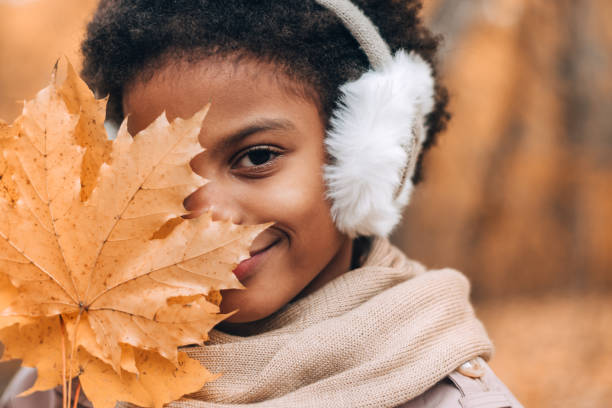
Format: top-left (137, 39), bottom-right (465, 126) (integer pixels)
top-left (314, 0), bottom-right (392, 69)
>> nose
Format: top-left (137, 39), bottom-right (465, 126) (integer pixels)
top-left (182, 181), bottom-right (243, 223)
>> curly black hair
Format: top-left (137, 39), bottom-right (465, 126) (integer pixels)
top-left (81, 0), bottom-right (449, 184)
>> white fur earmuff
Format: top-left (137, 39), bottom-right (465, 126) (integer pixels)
top-left (316, 0), bottom-right (436, 237)
top-left (324, 51), bottom-right (434, 237)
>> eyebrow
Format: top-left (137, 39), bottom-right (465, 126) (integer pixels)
top-left (212, 118), bottom-right (296, 154)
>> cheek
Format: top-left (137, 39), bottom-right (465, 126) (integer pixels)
top-left (241, 149), bottom-right (336, 242)
top-left (261, 169), bottom-right (328, 219)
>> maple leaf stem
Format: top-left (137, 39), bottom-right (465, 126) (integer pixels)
top-left (72, 381), bottom-right (81, 408)
top-left (60, 316), bottom-right (67, 408)
top-left (66, 311), bottom-right (82, 408)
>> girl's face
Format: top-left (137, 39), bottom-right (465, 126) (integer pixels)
top-left (123, 57), bottom-right (352, 325)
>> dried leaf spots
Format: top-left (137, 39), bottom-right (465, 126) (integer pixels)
top-left (0, 61), bottom-right (266, 408)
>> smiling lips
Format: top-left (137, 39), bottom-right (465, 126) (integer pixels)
top-left (232, 238), bottom-right (280, 281)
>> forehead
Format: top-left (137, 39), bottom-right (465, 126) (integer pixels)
top-left (122, 57), bottom-right (322, 138)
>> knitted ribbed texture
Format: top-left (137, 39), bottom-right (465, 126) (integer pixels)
top-left (119, 239), bottom-right (493, 408)
top-left (314, 0), bottom-right (392, 69)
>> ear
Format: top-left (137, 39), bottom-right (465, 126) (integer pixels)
top-left (323, 51), bottom-right (435, 238)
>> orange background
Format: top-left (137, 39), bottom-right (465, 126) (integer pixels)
top-left (1, 0), bottom-right (611, 406)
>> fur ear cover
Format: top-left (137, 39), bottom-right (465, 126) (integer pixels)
top-left (323, 50), bottom-right (435, 237)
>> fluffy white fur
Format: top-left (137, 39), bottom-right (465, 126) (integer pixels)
top-left (324, 50), bottom-right (435, 237)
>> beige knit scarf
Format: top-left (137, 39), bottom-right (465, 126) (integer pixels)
top-left (123, 239), bottom-right (493, 407)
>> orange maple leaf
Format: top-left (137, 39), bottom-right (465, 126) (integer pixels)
top-left (0, 62), bottom-right (266, 408)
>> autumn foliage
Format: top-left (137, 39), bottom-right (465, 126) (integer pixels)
top-left (0, 62), bottom-right (266, 408)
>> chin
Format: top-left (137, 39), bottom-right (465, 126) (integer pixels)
top-left (218, 289), bottom-right (280, 324)
top-left (217, 238), bottom-right (290, 324)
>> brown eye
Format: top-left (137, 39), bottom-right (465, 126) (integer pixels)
top-left (235, 147), bottom-right (280, 168)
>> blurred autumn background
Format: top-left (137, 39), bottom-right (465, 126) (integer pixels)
top-left (0, 0), bottom-right (610, 406)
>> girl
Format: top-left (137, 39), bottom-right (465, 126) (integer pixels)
top-left (4, 0), bottom-right (523, 407)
